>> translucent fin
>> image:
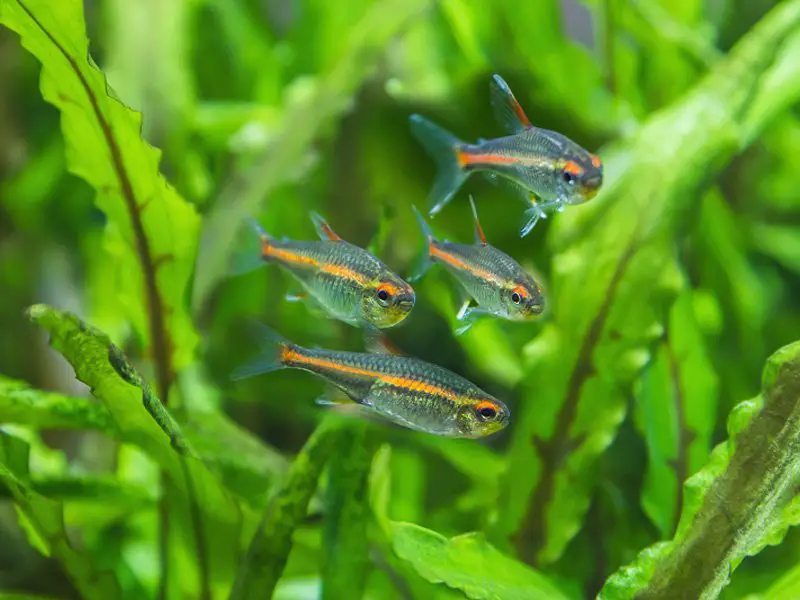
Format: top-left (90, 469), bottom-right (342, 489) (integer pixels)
top-left (230, 321), bottom-right (293, 381)
top-left (285, 291), bottom-right (309, 303)
top-left (364, 329), bottom-right (406, 356)
top-left (456, 298), bottom-right (473, 321)
top-left (315, 384), bottom-right (357, 406)
top-left (490, 74), bottom-right (533, 134)
top-left (454, 307), bottom-right (491, 336)
top-left (409, 114), bottom-right (469, 216)
top-left (229, 217), bottom-right (272, 277)
top-left (468, 195), bottom-right (488, 245)
top-left (409, 205), bottom-right (436, 283)
top-left (520, 206), bottom-right (546, 238)
top-left (309, 212), bottom-right (343, 241)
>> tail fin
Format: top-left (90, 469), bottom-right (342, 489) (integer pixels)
top-left (409, 114), bottom-right (469, 216)
top-left (231, 321), bottom-right (294, 380)
top-left (409, 205), bottom-right (437, 283)
top-left (229, 218), bottom-right (273, 277)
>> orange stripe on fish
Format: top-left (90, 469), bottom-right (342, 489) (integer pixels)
top-left (429, 244), bottom-right (499, 284)
top-left (263, 245), bottom-right (368, 284)
top-left (263, 245), bottom-right (319, 267)
top-left (456, 147), bottom-right (469, 168)
top-left (459, 153), bottom-right (519, 166)
top-left (590, 153), bottom-right (602, 169)
top-left (282, 350), bottom-right (460, 401)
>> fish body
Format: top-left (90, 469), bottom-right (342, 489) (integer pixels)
top-left (233, 325), bottom-right (510, 438)
top-left (411, 198), bottom-right (544, 331)
top-left (410, 74), bottom-right (603, 236)
top-left (236, 214), bottom-right (415, 329)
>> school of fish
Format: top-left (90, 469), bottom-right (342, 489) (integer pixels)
top-left (231, 74), bottom-right (603, 439)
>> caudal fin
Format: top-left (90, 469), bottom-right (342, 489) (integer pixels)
top-left (409, 205), bottom-right (437, 283)
top-left (229, 217), bottom-right (273, 277)
top-left (231, 321), bottom-right (295, 380)
top-left (409, 114), bottom-right (469, 216)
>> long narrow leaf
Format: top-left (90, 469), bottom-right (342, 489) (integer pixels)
top-left (230, 416), bottom-right (347, 600)
top-left (600, 339), bottom-right (800, 599)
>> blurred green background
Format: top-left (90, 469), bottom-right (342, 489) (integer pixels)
top-left (2, 0), bottom-right (800, 598)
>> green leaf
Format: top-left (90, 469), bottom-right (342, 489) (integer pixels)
top-left (390, 522), bottom-right (572, 600)
top-left (0, 375), bottom-right (287, 506)
top-left (600, 339), bottom-right (800, 599)
top-left (498, 0), bottom-right (800, 566)
top-left (230, 416), bottom-right (348, 600)
top-left (0, 376), bottom-right (115, 433)
top-left (322, 422), bottom-right (379, 600)
top-left (634, 287), bottom-right (718, 537)
top-left (0, 473), bottom-right (156, 506)
top-left (26, 304), bottom-right (242, 598)
top-left (191, 0), bottom-right (431, 310)
top-left (0, 0), bottom-right (202, 401)
top-left (0, 432), bottom-right (122, 599)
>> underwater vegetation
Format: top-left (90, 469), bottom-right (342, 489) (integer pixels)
top-left (2, 0), bottom-right (800, 599)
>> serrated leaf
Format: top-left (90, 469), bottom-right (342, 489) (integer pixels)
top-left (600, 339), bottom-right (800, 599)
top-left (634, 287), bottom-right (718, 537)
top-left (390, 521), bottom-right (571, 600)
top-left (498, 0), bottom-right (800, 566)
top-left (26, 304), bottom-right (241, 598)
top-left (0, 432), bottom-right (122, 599)
top-left (0, 375), bottom-right (287, 506)
top-left (0, 0), bottom-right (202, 398)
top-left (0, 376), bottom-right (115, 433)
top-left (230, 416), bottom-right (348, 600)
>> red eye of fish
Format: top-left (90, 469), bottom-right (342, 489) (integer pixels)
top-left (511, 286), bottom-right (527, 305)
top-left (476, 401), bottom-right (498, 420)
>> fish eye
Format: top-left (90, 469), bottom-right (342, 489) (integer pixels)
top-left (376, 286), bottom-right (392, 306)
top-left (511, 291), bottom-right (522, 304)
top-left (476, 402), bottom-right (498, 420)
top-left (562, 170), bottom-right (576, 185)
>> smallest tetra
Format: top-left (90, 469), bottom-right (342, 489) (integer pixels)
top-left (410, 196), bottom-right (545, 335)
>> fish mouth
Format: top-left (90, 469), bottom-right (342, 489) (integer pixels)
top-left (395, 293), bottom-right (416, 311)
top-left (581, 175), bottom-right (603, 200)
top-left (529, 302), bottom-right (545, 315)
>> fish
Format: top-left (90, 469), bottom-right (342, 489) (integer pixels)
top-left (232, 213), bottom-right (415, 329)
top-left (232, 323), bottom-right (510, 439)
top-left (410, 197), bottom-right (544, 335)
top-left (409, 73), bottom-right (603, 236)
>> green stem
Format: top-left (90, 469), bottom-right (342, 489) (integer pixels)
top-left (229, 416), bottom-right (347, 600)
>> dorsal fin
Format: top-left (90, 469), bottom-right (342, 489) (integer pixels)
top-left (309, 212), bottom-right (343, 241)
top-left (469, 196), bottom-right (488, 246)
top-left (364, 329), bottom-right (406, 356)
top-left (490, 74), bottom-right (533, 134)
